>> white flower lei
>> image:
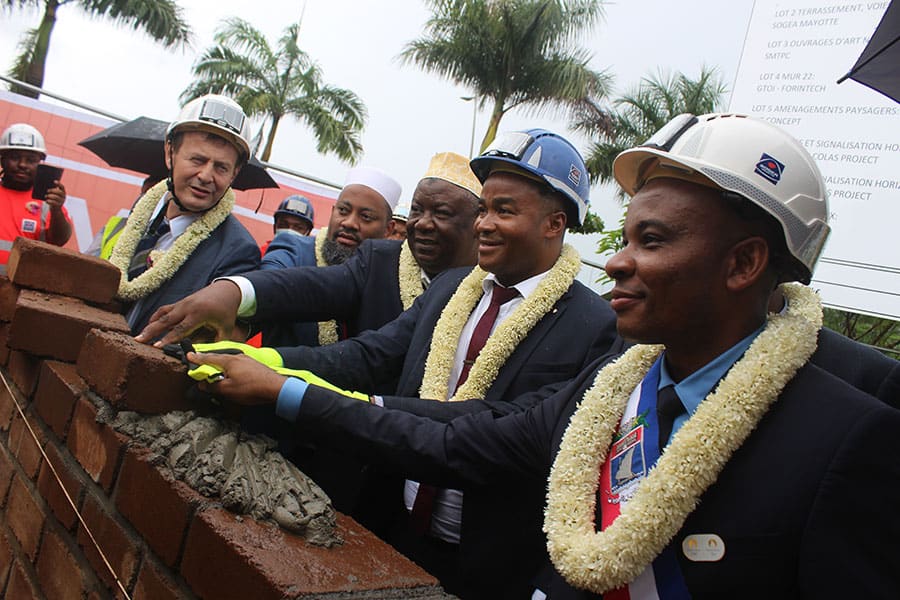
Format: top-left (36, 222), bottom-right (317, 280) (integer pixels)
top-left (398, 239), bottom-right (424, 310)
top-left (419, 244), bottom-right (581, 402)
top-left (109, 180), bottom-right (234, 301)
top-left (544, 283), bottom-right (822, 593)
top-left (314, 226), bottom-right (340, 346)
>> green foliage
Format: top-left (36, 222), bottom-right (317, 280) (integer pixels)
top-left (568, 210), bottom-right (604, 235)
top-left (823, 307), bottom-right (900, 358)
top-left (400, 0), bottom-right (612, 151)
top-left (182, 18), bottom-right (367, 163)
top-left (5, 0), bottom-right (191, 98)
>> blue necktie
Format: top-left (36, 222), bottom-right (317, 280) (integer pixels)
top-left (127, 217), bottom-right (170, 279)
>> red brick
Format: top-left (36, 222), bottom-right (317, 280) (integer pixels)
top-left (34, 361), bottom-right (86, 440)
top-left (0, 378), bottom-right (17, 432)
top-left (66, 396), bottom-right (125, 492)
top-left (77, 492), bottom-right (141, 592)
top-left (37, 442), bottom-right (83, 530)
top-left (181, 509), bottom-right (439, 600)
top-left (7, 237), bottom-right (122, 305)
top-left (0, 276), bottom-right (19, 321)
top-left (0, 444), bottom-right (14, 506)
top-left (8, 411), bottom-right (45, 479)
top-left (115, 448), bottom-right (201, 568)
top-left (35, 528), bottom-right (89, 600)
top-left (0, 322), bottom-right (11, 366)
top-left (0, 530), bottom-right (12, 590)
top-left (8, 290), bottom-right (129, 362)
top-left (6, 476), bottom-right (44, 561)
top-left (8, 349), bottom-right (41, 399)
top-left (7, 559), bottom-right (41, 600)
top-left (77, 329), bottom-right (192, 414)
top-left (133, 560), bottom-right (188, 600)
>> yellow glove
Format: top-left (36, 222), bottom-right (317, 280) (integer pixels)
top-left (192, 341), bottom-right (284, 368)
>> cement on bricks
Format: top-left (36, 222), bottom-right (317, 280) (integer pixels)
top-left (181, 509), bottom-right (442, 600)
top-left (8, 290), bottom-right (129, 362)
top-left (34, 361), bottom-right (86, 440)
top-left (7, 238), bottom-right (121, 305)
top-left (77, 329), bottom-right (193, 414)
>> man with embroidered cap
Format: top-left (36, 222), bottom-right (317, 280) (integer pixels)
top-left (167, 132), bottom-right (621, 599)
top-left (95, 93), bottom-right (260, 334)
top-left (0, 123), bottom-right (73, 267)
top-left (186, 115), bottom-right (900, 599)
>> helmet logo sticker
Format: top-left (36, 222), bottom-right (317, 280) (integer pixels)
top-left (568, 164), bottom-right (582, 186)
top-left (754, 153), bottom-right (785, 185)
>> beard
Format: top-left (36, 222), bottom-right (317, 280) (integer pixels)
top-left (321, 238), bottom-right (357, 266)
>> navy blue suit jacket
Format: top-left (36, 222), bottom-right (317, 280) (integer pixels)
top-left (295, 353), bottom-right (900, 599)
top-left (126, 215), bottom-right (259, 334)
top-left (279, 266), bottom-right (620, 600)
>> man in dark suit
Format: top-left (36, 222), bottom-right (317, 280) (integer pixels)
top-left (174, 130), bottom-right (621, 599)
top-left (137, 151), bottom-right (481, 349)
top-left (191, 114), bottom-right (900, 599)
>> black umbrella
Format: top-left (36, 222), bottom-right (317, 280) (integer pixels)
top-left (78, 116), bottom-right (279, 191)
top-left (837, 0), bottom-right (900, 103)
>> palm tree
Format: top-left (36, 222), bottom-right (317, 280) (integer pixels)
top-left (575, 67), bottom-right (727, 191)
top-left (4, 0), bottom-right (190, 98)
top-left (181, 18), bottom-right (367, 164)
top-left (400, 0), bottom-right (611, 153)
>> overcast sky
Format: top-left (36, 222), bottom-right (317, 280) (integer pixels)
top-left (0, 0), bottom-right (756, 231)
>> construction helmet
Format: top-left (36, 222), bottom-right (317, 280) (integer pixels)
top-left (470, 129), bottom-right (590, 226)
top-left (274, 195), bottom-right (315, 227)
top-left (0, 123), bottom-right (47, 158)
top-left (613, 113), bottom-right (829, 284)
top-left (166, 94), bottom-right (252, 161)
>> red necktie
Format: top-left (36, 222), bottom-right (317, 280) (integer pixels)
top-left (410, 283), bottom-right (519, 535)
top-left (456, 284), bottom-right (520, 388)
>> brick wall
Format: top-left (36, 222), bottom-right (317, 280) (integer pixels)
top-left (0, 239), bottom-right (449, 599)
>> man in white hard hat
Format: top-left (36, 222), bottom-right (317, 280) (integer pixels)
top-left (187, 114), bottom-right (900, 598)
top-left (96, 94), bottom-right (260, 335)
top-left (0, 123), bottom-right (72, 266)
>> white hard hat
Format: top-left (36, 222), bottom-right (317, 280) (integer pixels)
top-left (613, 113), bottom-right (829, 284)
top-left (166, 94), bottom-right (252, 160)
top-left (0, 123), bottom-right (47, 158)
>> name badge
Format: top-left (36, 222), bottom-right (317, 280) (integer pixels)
top-left (682, 534), bottom-right (725, 562)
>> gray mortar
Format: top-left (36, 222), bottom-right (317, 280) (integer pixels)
top-left (111, 409), bottom-right (340, 547)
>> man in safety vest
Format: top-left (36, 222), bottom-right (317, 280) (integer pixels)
top-left (0, 123), bottom-right (72, 267)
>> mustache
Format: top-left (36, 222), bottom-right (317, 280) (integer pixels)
top-left (333, 227), bottom-right (362, 243)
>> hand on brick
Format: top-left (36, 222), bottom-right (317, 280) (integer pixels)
top-left (187, 351), bottom-right (287, 405)
top-left (136, 280), bottom-right (242, 346)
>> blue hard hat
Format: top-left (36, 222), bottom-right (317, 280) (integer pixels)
top-left (470, 129), bottom-right (589, 226)
top-left (274, 195), bottom-right (315, 226)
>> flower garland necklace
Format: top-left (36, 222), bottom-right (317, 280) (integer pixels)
top-left (314, 227), bottom-right (340, 346)
top-left (544, 283), bottom-right (822, 594)
top-left (109, 180), bottom-right (234, 301)
top-left (397, 239), bottom-right (424, 310)
top-left (419, 244), bottom-right (581, 402)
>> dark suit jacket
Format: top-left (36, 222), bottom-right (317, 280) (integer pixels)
top-left (245, 238), bottom-right (407, 349)
top-left (282, 267), bottom-right (620, 600)
top-left (126, 215), bottom-right (259, 334)
top-left (813, 327), bottom-right (900, 406)
top-left (296, 355), bottom-right (900, 600)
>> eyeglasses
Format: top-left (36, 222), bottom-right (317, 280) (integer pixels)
top-left (198, 99), bottom-right (245, 135)
top-left (481, 131), bottom-right (535, 160)
top-left (641, 114), bottom-right (699, 152)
